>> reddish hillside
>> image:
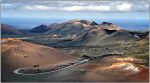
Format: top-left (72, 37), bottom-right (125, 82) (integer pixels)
top-left (1, 38), bottom-right (77, 71)
top-left (50, 55), bottom-right (148, 82)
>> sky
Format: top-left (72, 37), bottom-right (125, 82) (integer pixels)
top-left (1, 0), bottom-right (149, 31)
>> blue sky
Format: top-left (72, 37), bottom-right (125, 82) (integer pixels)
top-left (1, 0), bottom-right (149, 31)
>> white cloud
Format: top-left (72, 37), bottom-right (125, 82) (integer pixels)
top-left (22, 5), bottom-right (111, 12)
top-left (1, 3), bottom-right (14, 8)
top-left (116, 3), bottom-right (133, 11)
top-left (23, 5), bottom-right (50, 11)
top-left (61, 5), bottom-right (111, 12)
top-left (1, 1), bottom-right (149, 13)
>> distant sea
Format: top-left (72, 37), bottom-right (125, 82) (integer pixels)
top-left (1, 17), bottom-right (149, 31)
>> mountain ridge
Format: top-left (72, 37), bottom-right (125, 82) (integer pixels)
top-left (1, 24), bottom-right (23, 35)
top-left (22, 19), bottom-right (141, 47)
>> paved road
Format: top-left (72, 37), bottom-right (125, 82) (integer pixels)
top-left (14, 59), bottom-right (89, 75)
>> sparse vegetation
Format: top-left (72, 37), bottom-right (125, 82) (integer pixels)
top-left (123, 39), bottom-right (149, 66)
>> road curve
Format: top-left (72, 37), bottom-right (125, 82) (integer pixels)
top-left (14, 59), bottom-right (89, 75)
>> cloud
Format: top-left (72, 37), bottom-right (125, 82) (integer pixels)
top-left (23, 5), bottom-right (50, 11)
top-left (1, 1), bottom-right (149, 13)
top-left (116, 3), bottom-right (133, 11)
top-left (22, 5), bottom-right (111, 12)
top-left (1, 3), bottom-right (15, 8)
top-left (64, 5), bottom-right (111, 12)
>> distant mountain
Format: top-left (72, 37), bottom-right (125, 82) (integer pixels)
top-left (24, 19), bottom-right (140, 47)
top-left (99, 22), bottom-right (121, 30)
top-left (1, 24), bottom-right (23, 35)
top-left (30, 24), bottom-right (49, 33)
top-left (66, 19), bottom-right (99, 26)
top-left (45, 19), bottom-right (98, 36)
top-left (48, 23), bottom-right (60, 29)
top-left (30, 23), bottom-right (60, 33)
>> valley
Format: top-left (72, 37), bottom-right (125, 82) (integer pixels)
top-left (1, 0), bottom-right (149, 82)
top-left (1, 19), bottom-right (149, 82)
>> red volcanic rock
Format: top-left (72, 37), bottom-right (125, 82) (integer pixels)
top-left (1, 38), bottom-right (78, 70)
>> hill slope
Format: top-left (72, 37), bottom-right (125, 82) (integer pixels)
top-left (1, 38), bottom-right (78, 81)
top-left (30, 25), bottom-right (49, 33)
top-left (24, 20), bottom-right (139, 47)
top-left (1, 24), bottom-right (23, 35)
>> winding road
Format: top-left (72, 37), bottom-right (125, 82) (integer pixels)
top-left (14, 59), bottom-right (89, 75)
